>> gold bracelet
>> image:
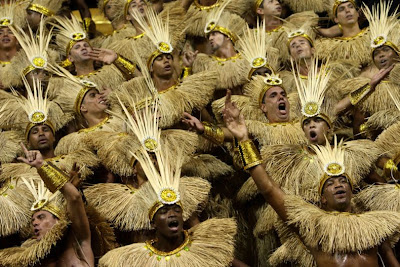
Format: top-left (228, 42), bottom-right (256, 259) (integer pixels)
top-left (349, 83), bottom-right (371, 105)
top-left (83, 17), bottom-right (92, 33)
top-left (202, 121), bottom-right (225, 145)
top-left (384, 159), bottom-right (398, 177)
top-left (115, 55), bottom-right (136, 75)
top-left (182, 67), bottom-right (192, 78)
top-left (37, 162), bottom-right (69, 193)
top-left (238, 140), bottom-right (262, 170)
top-left (338, 23), bottom-right (343, 33)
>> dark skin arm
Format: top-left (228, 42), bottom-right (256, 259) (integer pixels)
top-left (379, 240), bottom-right (400, 267)
top-left (222, 90), bottom-right (288, 222)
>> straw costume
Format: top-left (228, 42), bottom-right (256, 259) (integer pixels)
top-left (260, 138), bottom-right (400, 266)
top-left (51, 15), bottom-right (133, 89)
top-left (338, 1), bottom-right (400, 121)
top-left (192, 1), bottom-right (248, 92)
top-left (315, 0), bottom-right (371, 67)
top-left (27, 0), bottom-right (66, 17)
top-left (98, 97), bottom-right (236, 266)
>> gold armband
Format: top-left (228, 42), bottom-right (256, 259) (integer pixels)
top-left (384, 159), bottom-right (398, 177)
top-left (83, 17), bottom-right (92, 33)
top-left (349, 83), bottom-right (371, 106)
top-left (202, 121), bottom-right (224, 145)
top-left (181, 67), bottom-right (192, 78)
top-left (114, 55), bottom-right (137, 75)
top-left (338, 23), bottom-right (343, 33)
top-left (238, 140), bottom-right (262, 170)
top-left (37, 162), bottom-right (69, 193)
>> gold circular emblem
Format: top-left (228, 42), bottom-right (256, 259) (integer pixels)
top-left (32, 57), bottom-right (46, 68)
top-left (327, 163), bottom-right (343, 175)
top-left (304, 102), bottom-right (319, 116)
top-left (0, 18), bottom-right (11, 26)
top-left (72, 32), bottom-right (84, 40)
top-left (206, 21), bottom-right (216, 32)
top-left (144, 138), bottom-right (158, 151)
top-left (373, 36), bottom-right (385, 46)
top-left (31, 111), bottom-right (46, 123)
top-left (158, 42), bottom-right (171, 53)
top-left (160, 188), bottom-right (177, 203)
top-left (33, 199), bottom-right (47, 210)
top-left (252, 57), bottom-right (266, 68)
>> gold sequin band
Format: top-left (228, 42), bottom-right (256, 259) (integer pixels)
top-left (37, 161), bottom-right (69, 193)
top-left (194, 0), bottom-right (220, 10)
top-left (319, 173), bottom-right (353, 195)
top-left (182, 67), bottom-right (192, 78)
top-left (301, 113), bottom-right (332, 129)
top-left (238, 140), bottom-right (263, 170)
top-left (22, 65), bottom-right (37, 77)
top-left (248, 63), bottom-right (273, 80)
top-left (147, 50), bottom-right (164, 69)
top-left (41, 203), bottom-right (64, 219)
top-left (66, 38), bottom-right (90, 57)
top-left (211, 26), bottom-right (238, 44)
top-left (148, 201), bottom-right (183, 221)
top-left (384, 159), bottom-right (398, 177)
top-left (202, 121), bottom-right (225, 145)
top-left (114, 54), bottom-right (136, 75)
top-left (349, 83), bottom-right (371, 106)
top-left (332, 0), bottom-right (357, 17)
top-left (83, 18), bottom-right (92, 33)
top-left (145, 230), bottom-right (191, 260)
top-left (28, 4), bottom-right (54, 17)
top-left (25, 120), bottom-right (56, 140)
top-left (74, 86), bottom-right (92, 115)
top-left (254, 0), bottom-right (263, 12)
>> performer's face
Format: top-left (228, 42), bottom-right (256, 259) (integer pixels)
top-left (0, 27), bottom-right (17, 50)
top-left (26, 10), bottom-right (42, 31)
top-left (26, 69), bottom-right (52, 89)
top-left (260, 86), bottom-right (290, 123)
top-left (302, 117), bottom-right (330, 145)
top-left (320, 176), bottom-right (353, 212)
top-left (152, 204), bottom-right (184, 239)
top-left (373, 45), bottom-right (399, 70)
top-left (68, 41), bottom-right (92, 64)
top-left (289, 37), bottom-right (314, 61)
top-left (151, 54), bottom-right (174, 77)
top-left (127, 0), bottom-right (147, 20)
top-left (334, 2), bottom-right (359, 26)
top-left (208, 31), bottom-right (228, 52)
top-left (104, 0), bottom-right (119, 21)
top-left (32, 210), bottom-right (58, 241)
top-left (28, 124), bottom-right (55, 151)
top-left (257, 0), bottom-right (282, 17)
top-left (80, 88), bottom-right (108, 115)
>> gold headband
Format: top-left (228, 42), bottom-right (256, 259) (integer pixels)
top-left (287, 33), bottom-right (314, 48)
top-left (147, 41), bottom-right (173, 69)
top-left (194, 0), bottom-right (220, 10)
top-left (65, 36), bottom-right (88, 57)
top-left (254, 0), bottom-right (263, 12)
top-left (332, 0), bottom-right (357, 16)
top-left (319, 173), bottom-right (353, 195)
top-left (0, 18), bottom-right (12, 27)
top-left (28, 4), bottom-right (54, 17)
top-left (206, 24), bottom-right (238, 44)
top-left (74, 86), bottom-right (92, 115)
top-left (258, 76), bottom-right (284, 105)
top-left (22, 56), bottom-right (48, 77)
top-left (248, 61), bottom-right (273, 79)
top-left (148, 201), bottom-right (183, 221)
top-left (25, 120), bottom-right (56, 140)
top-left (301, 113), bottom-right (333, 129)
top-left (371, 40), bottom-right (400, 60)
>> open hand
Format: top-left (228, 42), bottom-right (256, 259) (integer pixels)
top-left (182, 50), bottom-right (198, 68)
top-left (223, 90), bottom-right (249, 141)
top-left (370, 64), bottom-right (395, 89)
top-left (88, 48), bottom-right (118, 64)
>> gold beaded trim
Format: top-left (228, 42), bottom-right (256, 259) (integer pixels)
top-left (349, 83), bottom-right (371, 106)
top-left (78, 115), bottom-right (110, 133)
top-left (37, 162), bottom-right (69, 193)
top-left (238, 140), bottom-right (263, 170)
top-left (145, 230), bottom-right (191, 261)
top-left (28, 4), bottom-right (54, 17)
top-left (193, 0), bottom-right (220, 10)
top-left (202, 121), bottom-right (224, 145)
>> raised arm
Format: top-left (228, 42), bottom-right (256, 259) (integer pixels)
top-left (335, 64), bottom-right (394, 115)
top-left (222, 91), bottom-right (288, 222)
top-left (18, 144), bottom-right (93, 264)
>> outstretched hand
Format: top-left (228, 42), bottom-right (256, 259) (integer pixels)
top-left (88, 48), bottom-right (118, 65)
top-left (182, 112), bottom-right (204, 134)
top-left (182, 50), bottom-right (198, 68)
top-left (17, 143), bottom-right (44, 168)
top-left (70, 162), bottom-right (82, 188)
top-left (370, 64), bottom-right (395, 89)
top-left (223, 90), bottom-right (249, 142)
